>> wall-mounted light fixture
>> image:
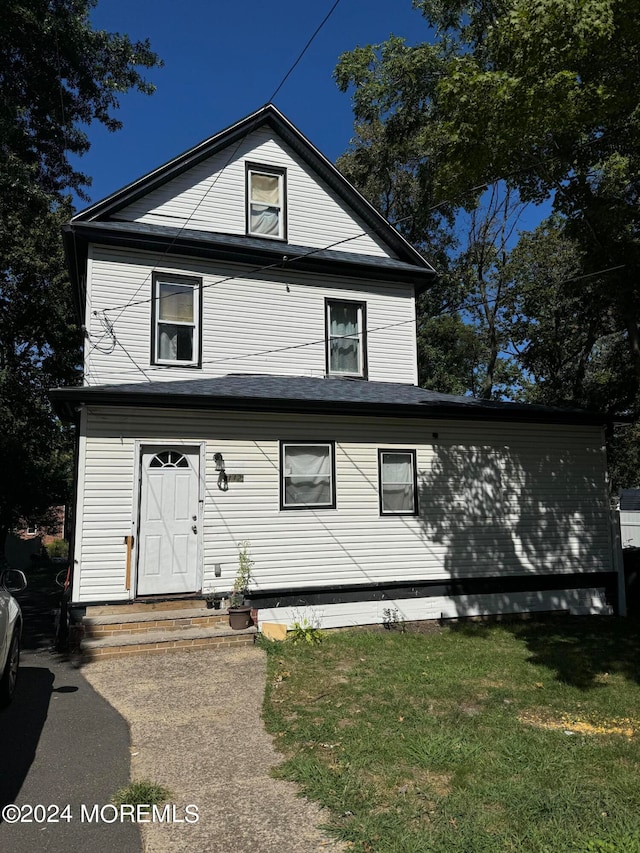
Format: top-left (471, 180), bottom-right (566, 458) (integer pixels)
top-left (214, 452), bottom-right (228, 491)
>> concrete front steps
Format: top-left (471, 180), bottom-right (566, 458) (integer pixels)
top-left (79, 599), bottom-right (257, 661)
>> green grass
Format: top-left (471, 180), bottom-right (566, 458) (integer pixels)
top-left (112, 779), bottom-right (172, 807)
top-left (262, 617), bottom-right (640, 853)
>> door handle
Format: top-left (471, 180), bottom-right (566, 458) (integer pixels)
top-left (192, 525), bottom-right (197, 534)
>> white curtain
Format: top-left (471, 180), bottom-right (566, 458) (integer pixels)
top-left (329, 303), bottom-right (360, 374)
top-left (250, 205), bottom-right (280, 236)
top-left (284, 445), bottom-right (332, 505)
top-left (382, 453), bottom-right (414, 512)
top-left (159, 327), bottom-right (178, 360)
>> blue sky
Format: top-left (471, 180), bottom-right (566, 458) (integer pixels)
top-left (74, 0), bottom-right (428, 207)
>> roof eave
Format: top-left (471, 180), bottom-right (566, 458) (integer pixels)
top-left (49, 386), bottom-right (609, 428)
top-left (64, 221), bottom-right (435, 288)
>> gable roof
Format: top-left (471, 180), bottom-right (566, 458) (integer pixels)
top-left (70, 104), bottom-right (433, 272)
top-left (50, 374), bottom-right (608, 427)
top-left (63, 104), bottom-right (435, 320)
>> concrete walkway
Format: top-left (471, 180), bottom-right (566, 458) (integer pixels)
top-left (83, 645), bottom-right (343, 853)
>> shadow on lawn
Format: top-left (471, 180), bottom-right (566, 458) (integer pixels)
top-left (452, 616), bottom-right (640, 689)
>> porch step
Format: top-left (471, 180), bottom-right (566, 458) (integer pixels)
top-left (85, 598), bottom-right (208, 617)
top-left (83, 606), bottom-right (229, 639)
top-left (77, 599), bottom-right (257, 661)
top-left (81, 624), bottom-right (257, 662)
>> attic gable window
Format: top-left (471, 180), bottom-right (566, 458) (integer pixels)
top-left (326, 299), bottom-right (367, 378)
top-left (246, 163), bottom-right (286, 240)
top-left (151, 273), bottom-right (202, 367)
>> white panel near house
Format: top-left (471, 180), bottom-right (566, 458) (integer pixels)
top-left (74, 406), bottom-right (613, 609)
top-left (620, 510), bottom-right (640, 548)
top-left (258, 587), bottom-right (613, 631)
top-left (115, 128), bottom-right (395, 258)
top-left (84, 246), bottom-right (418, 386)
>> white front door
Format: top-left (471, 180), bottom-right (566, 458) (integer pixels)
top-left (137, 447), bottom-right (200, 596)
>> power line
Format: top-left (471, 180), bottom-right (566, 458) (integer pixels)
top-left (88, 316), bottom-right (419, 379)
top-left (86, 255), bottom-right (626, 381)
top-left (87, 0), bottom-right (343, 357)
top-left (268, 0), bottom-right (342, 103)
top-left (96, 126), bottom-right (622, 322)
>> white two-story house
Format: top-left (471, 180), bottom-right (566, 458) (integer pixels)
top-left (51, 105), bottom-right (620, 631)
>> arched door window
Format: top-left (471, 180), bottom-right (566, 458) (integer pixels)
top-left (148, 450), bottom-right (189, 469)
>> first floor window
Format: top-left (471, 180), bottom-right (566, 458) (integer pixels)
top-left (152, 273), bottom-right (201, 366)
top-left (326, 300), bottom-right (366, 378)
top-left (379, 450), bottom-right (418, 515)
top-left (281, 442), bottom-right (335, 509)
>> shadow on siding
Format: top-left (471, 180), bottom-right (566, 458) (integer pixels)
top-left (416, 440), bottom-right (611, 618)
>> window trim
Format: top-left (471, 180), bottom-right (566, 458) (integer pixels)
top-left (279, 440), bottom-right (336, 511)
top-left (246, 162), bottom-right (287, 241)
top-left (325, 298), bottom-right (368, 379)
top-left (150, 272), bottom-right (203, 368)
top-left (378, 449), bottom-right (419, 516)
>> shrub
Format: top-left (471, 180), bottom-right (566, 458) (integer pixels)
top-left (45, 539), bottom-right (68, 560)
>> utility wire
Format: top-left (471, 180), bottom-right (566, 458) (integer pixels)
top-left (86, 0), bottom-right (342, 362)
top-left (268, 0), bottom-right (342, 103)
top-left (96, 125), bottom-right (623, 321)
top-left (88, 257), bottom-right (625, 381)
top-left (88, 316), bottom-right (419, 379)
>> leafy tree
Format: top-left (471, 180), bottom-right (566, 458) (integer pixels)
top-left (336, 0), bottom-right (640, 485)
top-left (0, 1), bottom-right (161, 549)
top-left (505, 218), bottom-right (629, 410)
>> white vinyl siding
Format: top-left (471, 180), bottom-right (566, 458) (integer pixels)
top-left (116, 128), bottom-right (394, 258)
top-left (84, 246), bottom-right (418, 386)
top-left (620, 510), bottom-right (640, 548)
top-left (74, 407), bottom-right (613, 606)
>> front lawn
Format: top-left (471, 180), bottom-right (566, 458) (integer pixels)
top-left (262, 617), bottom-right (640, 853)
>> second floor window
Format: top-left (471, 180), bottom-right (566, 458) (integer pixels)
top-left (326, 299), bottom-right (367, 378)
top-left (247, 164), bottom-right (286, 239)
top-left (152, 273), bottom-right (202, 367)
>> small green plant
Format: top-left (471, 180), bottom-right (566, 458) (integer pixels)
top-left (382, 607), bottom-right (406, 632)
top-left (230, 540), bottom-right (253, 607)
top-left (112, 779), bottom-right (171, 807)
top-left (289, 619), bottom-right (325, 646)
top-left (45, 538), bottom-right (69, 560)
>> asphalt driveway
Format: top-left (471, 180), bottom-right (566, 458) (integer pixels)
top-left (0, 585), bottom-right (139, 853)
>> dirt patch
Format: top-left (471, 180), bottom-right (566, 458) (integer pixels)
top-left (519, 709), bottom-right (639, 739)
top-left (418, 770), bottom-right (453, 798)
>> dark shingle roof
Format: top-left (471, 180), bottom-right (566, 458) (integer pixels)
top-left (64, 220), bottom-right (433, 287)
top-left (620, 489), bottom-right (640, 510)
top-left (50, 374), bottom-right (608, 426)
